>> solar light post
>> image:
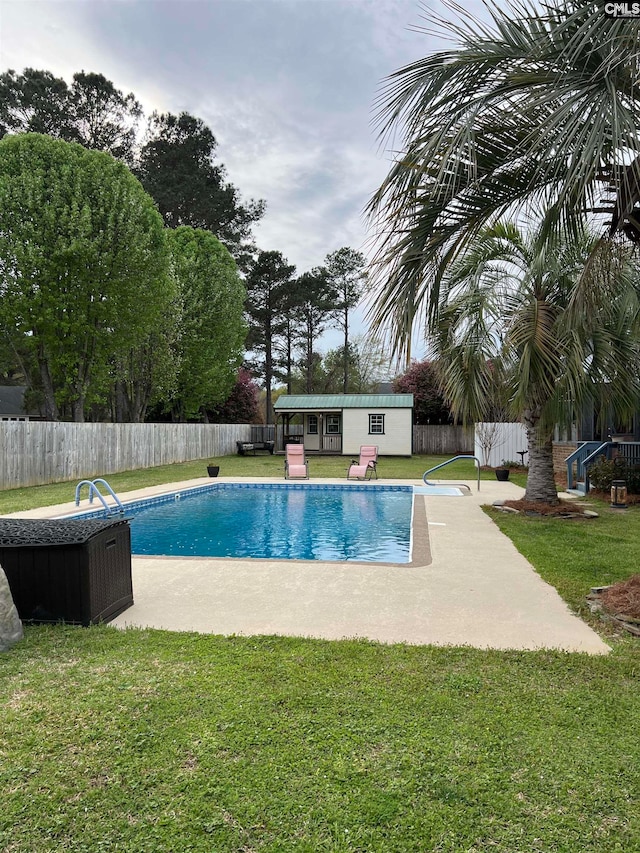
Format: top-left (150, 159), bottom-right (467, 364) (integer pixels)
top-left (611, 479), bottom-right (628, 508)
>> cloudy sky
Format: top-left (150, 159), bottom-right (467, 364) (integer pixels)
top-left (0, 0), bottom-right (458, 354)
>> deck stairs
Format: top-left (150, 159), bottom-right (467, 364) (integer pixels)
top-left (565, 441), bottom-right (640, 495)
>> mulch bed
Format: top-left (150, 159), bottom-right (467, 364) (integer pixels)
top-left (501, 499), bottom-right (595, 518)
top-left (588, 575), bottom-right (640, 636)
top-left (600, 575), bottom-right (640, 621)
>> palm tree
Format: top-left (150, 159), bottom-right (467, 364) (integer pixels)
top-left (366, 1), bottom-right (640, 353)
top-left (433, 221), bottom-right (640, 503)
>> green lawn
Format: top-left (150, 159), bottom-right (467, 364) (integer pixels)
top-left (2, 628), bottom-right (639, 852)
top-left (1, 458), bottom-right (639, 851)
top-left (0, 453), bottom-right (511, 515)
top-left (489, 497), bottom-right (640, 618)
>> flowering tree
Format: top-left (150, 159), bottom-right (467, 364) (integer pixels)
top-left (393, 360), bottom-right (452, 425)
top-left (207, 368), bottom-right (261, 423)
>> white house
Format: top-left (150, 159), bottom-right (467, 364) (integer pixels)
top-left (273, 394), bottom-right (414, 456)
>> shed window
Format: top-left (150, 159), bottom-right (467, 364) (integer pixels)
top-left (326, 415), bottom-right (341, 434)
top-left (369, 414), bottom-right (385, 435)
top-left (307, 415), bottom-right (318, 434)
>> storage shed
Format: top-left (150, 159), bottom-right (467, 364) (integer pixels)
top-left (274, 394), bottom-right (414, 455)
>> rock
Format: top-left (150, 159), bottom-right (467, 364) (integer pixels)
top-left (617, 613), bottom-right (640, 625)
top-left (0, 564), bottom-right (23, 652)
top-left (583, 510), bottom-right (599, 518)
top-left (492, 500), bottom-right (505, 506)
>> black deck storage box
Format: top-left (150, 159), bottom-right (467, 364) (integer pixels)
top-left (0, 518), bottom-right (133, 626)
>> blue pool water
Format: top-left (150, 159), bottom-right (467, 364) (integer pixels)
top-left (81, 484), bottom-right (414, 563)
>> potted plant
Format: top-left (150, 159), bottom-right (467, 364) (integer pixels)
top-left (495, 461), bottom-right (510, 481)
top-left (207, 464), bottom-right (220, 477)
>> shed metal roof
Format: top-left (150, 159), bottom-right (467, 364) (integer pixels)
top-left (274, 394), bottom-right (413, 410)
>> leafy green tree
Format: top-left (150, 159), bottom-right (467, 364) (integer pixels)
top-left (325, 247), bottom-right (367, 392)
top-left (0, 72), bottom-right (263, 262)
top-left (0, 68), bottom-right (74, 139)
top-left (245, 250), bottom-right (296, 422)
top-left (137, 112), bottom-right (265, 265)
top-left (354, 334), bottom-right (396, 393)
top-left (0, 68), bottom-right (141, 164)
top-left (298, 337), bottom-right (391, 394)
top-left (292, 268), bottom-right (337, 393)
top-left (309, 345), bottom-right (362, 394)
top-left (273, 285), bottom-right (301, 394)
top-left (0, 328), bottom-right (30, 384)
top-left (0, 133), bottom-right (172, 421)
top-left (273, 271), bottom-right (335, 394)
top-left (393, 361), bottom-right (453, 425)
top-left (68, 71), bottom-right (142, 165)
top-left (367, 2), bottom-right (640, 351)
top-left (433, 221), bottom-right (640, 503)
top-left (112, 300), bottom-right (180, 423)
top-left (166, 227), bottom-right (246, 422)
top-left (289, 353), bottom-right (325, 396)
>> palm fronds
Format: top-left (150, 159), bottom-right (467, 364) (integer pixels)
top-left (432, 220), bottom-right (640, 438)
top-left (366, 0), bottom-right (640, 349)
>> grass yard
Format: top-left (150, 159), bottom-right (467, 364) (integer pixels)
top-left (2, 628), bottom-right (639, 853)
top-left (1, 458), bottom-right (638, 851)
top-left (0, 453), bottom-right (512, 515)
top-left (489, 497), bottom-right (640, 619)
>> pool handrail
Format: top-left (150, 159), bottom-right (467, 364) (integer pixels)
top-left (75, 478), bottom-right (125, 514)
top-left (422, 455), bottom-right (481, 492)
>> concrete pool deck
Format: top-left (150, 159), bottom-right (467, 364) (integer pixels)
top-left (7, 477), bottom-right (610, 654)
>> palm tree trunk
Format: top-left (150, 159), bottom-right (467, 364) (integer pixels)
top-left (523, 409), bottom-right (558, 504)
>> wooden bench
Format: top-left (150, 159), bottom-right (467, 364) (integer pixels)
top-left (236, 441), bottom-right (275, 455)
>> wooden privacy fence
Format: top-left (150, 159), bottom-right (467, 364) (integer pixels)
top-left (412, 425), bottom-right (475, 455)
top-left (0, 422), bottom-right (251, 490)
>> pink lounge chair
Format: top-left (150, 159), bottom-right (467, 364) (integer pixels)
top-left (284, 444), bottom-right (309, 479)
top-left (347, 446), bottom-right (378, 480)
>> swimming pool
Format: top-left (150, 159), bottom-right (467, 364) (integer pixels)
top-left (413, 484), bottom-right (468, 496)
top-left (71, 483), bottom-right (414, 563)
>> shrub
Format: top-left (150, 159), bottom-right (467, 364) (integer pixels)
top-left (625, 465), bottom-right (640, 494)
top-left (588, 456), bottom-right (640, 494)
top-left (587, 457), bottom-right (619, 491)
top-left (501, 459), bottom-right (527, 469)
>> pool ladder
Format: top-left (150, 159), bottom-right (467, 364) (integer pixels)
top-left (75, 478), bottom-right (125, 514)
top-left (422, 455), bottom-right (481, 492)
